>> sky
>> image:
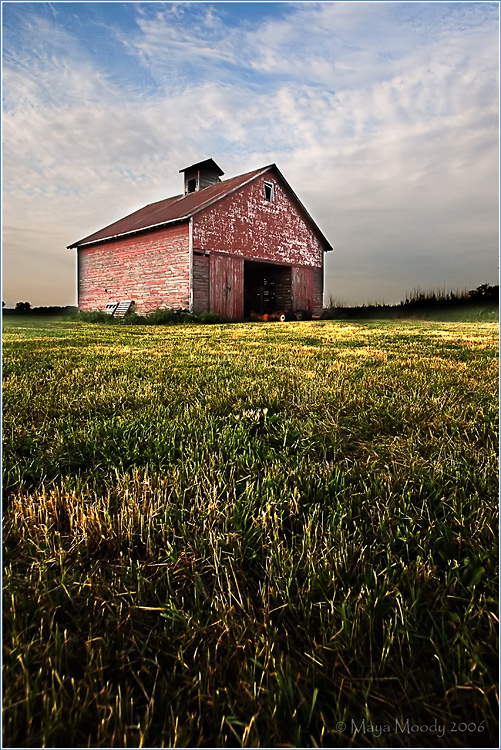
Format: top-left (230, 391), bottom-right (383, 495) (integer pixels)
top-left (2, 0), bottom-right (499, 307)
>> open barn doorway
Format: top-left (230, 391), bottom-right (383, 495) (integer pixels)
top-left (244, 261), bottom-right (292, 317)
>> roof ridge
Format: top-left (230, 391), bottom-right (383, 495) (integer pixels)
top-left (68, 163), bottom-right (331, 251)
top-left (68, 165), bottom-right (273, 248)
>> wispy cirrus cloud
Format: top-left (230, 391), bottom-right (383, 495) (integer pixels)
top-left (2, 1), bottom-right (498, 306)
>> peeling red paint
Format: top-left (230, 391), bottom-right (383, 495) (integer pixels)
top-left (209, 253), bottom-right (244, 320)
top-left (78, 224), bottom-right (189, 313)
top-left (192, 172), bottom-right (323, 268)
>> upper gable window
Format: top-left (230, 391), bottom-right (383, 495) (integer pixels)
top-left (187, 178), bottom-right (197, 194)
top-left (264, 181), bottom-right (274, 202)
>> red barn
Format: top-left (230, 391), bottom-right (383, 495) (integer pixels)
top-left (68, 159), bottom-right (333, 320)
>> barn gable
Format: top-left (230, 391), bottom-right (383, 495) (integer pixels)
top-left (192, 169), bottom-right (325, 267)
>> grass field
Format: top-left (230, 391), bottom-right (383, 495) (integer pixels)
top-left (2, 317), bottom-right (499, 748)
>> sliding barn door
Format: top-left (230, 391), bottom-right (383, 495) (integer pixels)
top-left (291, 266), bottom-right (314, 313)
top-left (209, 254), bottom-right (244, 321)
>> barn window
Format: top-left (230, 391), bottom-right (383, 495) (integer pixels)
top-left (187, 178), bottom-right (197, 194)
top-left (264, 181), bottom-right (274, 202)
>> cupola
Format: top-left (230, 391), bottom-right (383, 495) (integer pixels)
top-left (179, 158), bottom-right (224, 194)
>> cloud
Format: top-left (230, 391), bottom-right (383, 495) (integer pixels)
top-left (2, 2), bottom-right (498, 306)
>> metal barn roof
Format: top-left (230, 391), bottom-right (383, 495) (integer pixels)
top-left (68, 164), bottom-right (332, 251)
top-left (179, 158), bottom-right (224, 175)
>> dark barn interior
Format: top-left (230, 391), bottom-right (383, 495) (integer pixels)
top-left (244, 261), bottom-right (291, 316)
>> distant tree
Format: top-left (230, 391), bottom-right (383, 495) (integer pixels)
top-left (15, 302), bottom-right (31, 311)
top-left (468, 284), bottom-right (499, 303)
top-left (2, 301), bottom-right (5, 308)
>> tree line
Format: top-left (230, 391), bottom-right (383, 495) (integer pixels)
top-left (2, 284), bottom-right (498, 318)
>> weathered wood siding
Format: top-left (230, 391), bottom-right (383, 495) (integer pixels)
top-left (291, 266), bottom-right (314, 313)
top-left (192, 172), bottom-right (324, 269)
top-left (78, 223), bottom-right (190, 314)
top-left (290, 265), bottom-right (323, 316)
top-left (192, 253), bottom-right (210, 314)
top-left (312, 266), bottom-right (324, 317)
top-left (275, 265), bottom-right (292, 311)
top-left (209, 253), bottom-right (244, 320)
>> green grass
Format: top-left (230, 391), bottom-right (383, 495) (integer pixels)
top-left (2, 317), bottom-right (499, 748)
